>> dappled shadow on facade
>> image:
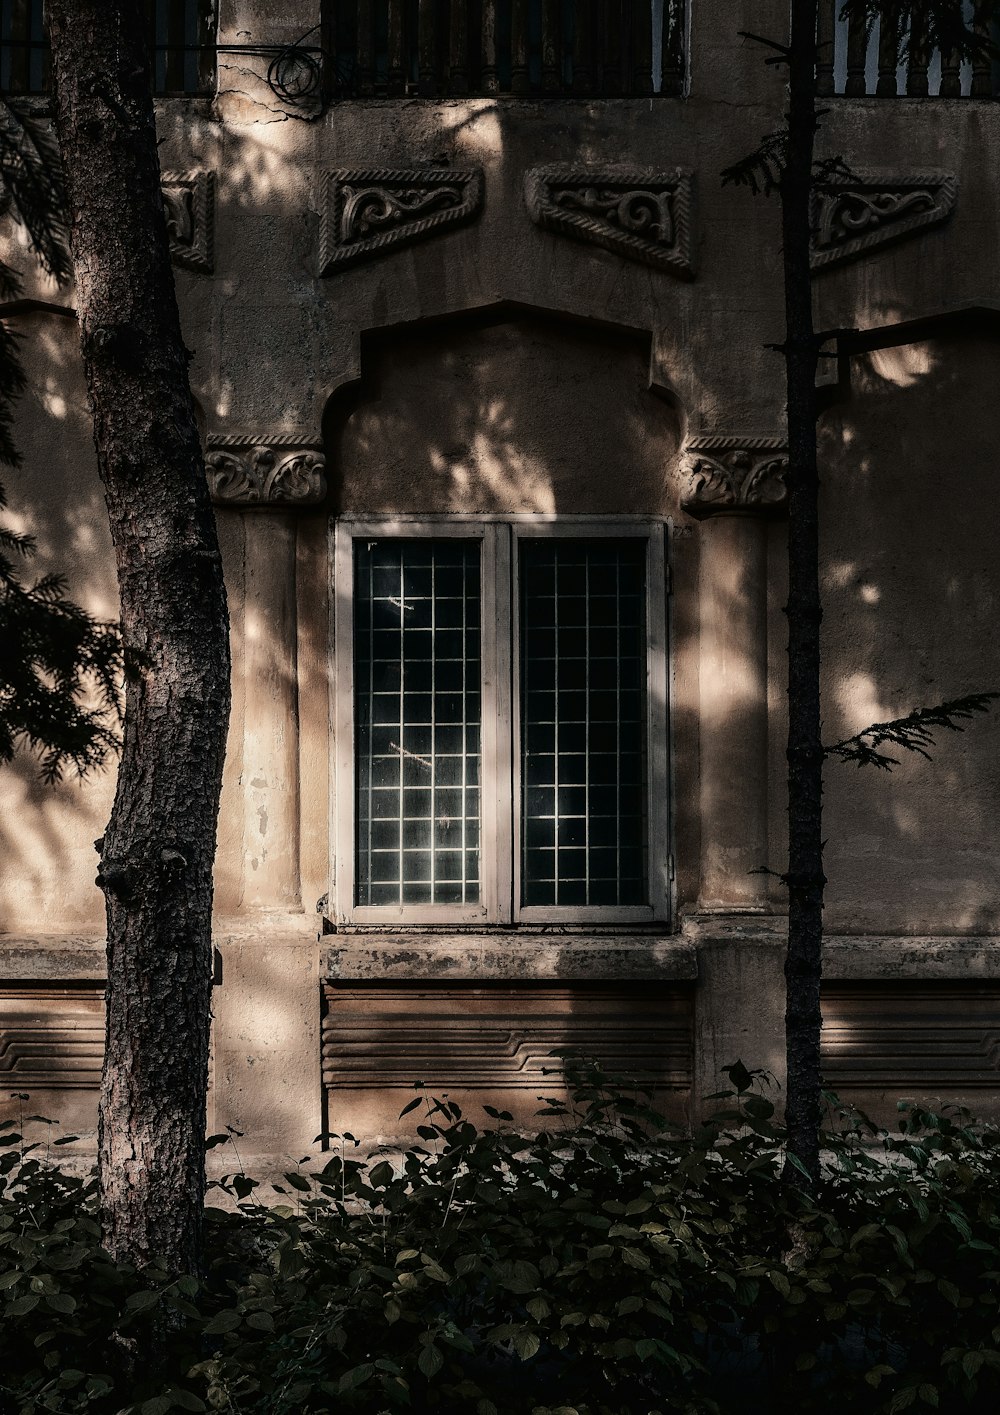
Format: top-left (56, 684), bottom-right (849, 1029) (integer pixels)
top-left (818, 333), bottom-right (1000, 936)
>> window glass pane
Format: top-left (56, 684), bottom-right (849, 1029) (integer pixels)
top-left (521, 539), bottom-right (647, 907)
top-left (355, 539), bottom-right (481, 907)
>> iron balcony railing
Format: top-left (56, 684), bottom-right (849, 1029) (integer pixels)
top-left (323, 1), bottom-right (687, 99)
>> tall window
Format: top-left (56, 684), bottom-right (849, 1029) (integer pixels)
top-left (0, 0), bottom-right (217, 96)
top-left (334, 518), bottom-right (671, 926)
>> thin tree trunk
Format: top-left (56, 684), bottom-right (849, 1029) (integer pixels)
top-left (780, 0), bottom-right (825, 1187)
top-left (47, 1), bottom-right (230, 1275)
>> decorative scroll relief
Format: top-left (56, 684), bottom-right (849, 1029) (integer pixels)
top-left (161, 169), bottom-right (214, 274)
top-left (525, 164), bottom-right (696, 278)
top-left (680, 437), bottom-right (789, 519)
top-left (205, 434), bottom-right (326, 507)
top-left (810, 170), bottom-right (957, 271)
top-left (319, 167), bottom-right (485, 273)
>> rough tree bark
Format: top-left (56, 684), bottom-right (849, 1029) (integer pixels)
top-left (47, 1), bottom-right (230, 1274)
top-left (779, 0), bottom-right (825, 1186)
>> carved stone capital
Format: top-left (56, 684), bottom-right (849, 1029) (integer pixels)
top-left (810, 169), bottom-right (957, 272)
top-left (525, 164), bottom-right (696, 278)
top-left (205, 435), bottom-right (326, 508)
top-left (320, 167), bottom-right (484, 273)
top-left (680, 438), bottom-right (788, 519)
top-left (161, 169), bottom-right (214, 274)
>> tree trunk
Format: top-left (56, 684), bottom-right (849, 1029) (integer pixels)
top-left (780, 0), bottom-right (825, 1187)
top-left (47, 1), bottom-right (230, 1275)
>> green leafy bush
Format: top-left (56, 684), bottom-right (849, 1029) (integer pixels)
top-left (4, 1063), bottom-right (1000, 1414)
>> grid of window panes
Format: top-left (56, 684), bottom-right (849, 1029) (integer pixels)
top-left (521, 539), bottom-right (647, 907)
top-left (0, 0), bottom-right (215, 95)
top-left (354, 539), bottom-right (481, 907)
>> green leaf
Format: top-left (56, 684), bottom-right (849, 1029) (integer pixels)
top-left (140, 1400), bottom-right (172, 1415)
top-left (418, 1343), bottom-right (443, 1378)
top-left (283, 1171), bottom-right (311, 1192)
top-left (512, 1329), bottom-right (540, 1360)
top-left (526, 1296), bottom-right (550, 1321)
top-left (202, 1308), bottom-right (241, 1334)
top-left (246, 1311), bottom-right (274, 1331)
top-left (963, 1351), bottom-right (986, 1381)
top-left (938, 1279), bottom-right (961, 1307)
top-left (166, 1392), bottom-right (207, 1413)
top-left (769, 1270), bottom-right (790, 1298)
top-left (888, 1389), bottom-right (916, 1413)
top-left (917, 1386), bottom-right (938, 1408)
top-left (126, 1290), bottom-right (160, 1313)
top-left (45, 1292), bottom-right (76, 1313)
top-left (6, 1295), bottom-right (39, 1316)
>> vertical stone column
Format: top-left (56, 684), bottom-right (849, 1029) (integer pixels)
top-left (681, 437), bottom-right (788, 912)
top-left (206, 436), bottom-right (327, 913)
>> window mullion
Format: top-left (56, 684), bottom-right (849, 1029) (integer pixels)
top-left (490, 524), bottom-right (514, 924)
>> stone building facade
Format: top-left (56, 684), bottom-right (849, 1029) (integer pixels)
top-left (2, 0), bottom-right (1000, 1166)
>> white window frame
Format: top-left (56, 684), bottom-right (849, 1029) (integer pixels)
top-left (332, 515), bottom-right (670, 928)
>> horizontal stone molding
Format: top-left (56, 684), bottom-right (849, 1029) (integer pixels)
top-left (810, 169), bottom-right (958, 272)
top-left (680, 436), bottom-right (788, 519)
top-left (320, 167), bottom-right (484, 273)
top-left (0, 984), bottom-right (104, 1090)
top-left (321, 983), bottom-right (693, 1107)
top-left (161, 169), bottom-right (214, 274)
top-left (525, 164), bottom-right (696, 278)
top-left (325, 935), bottom-right (698, 981)
top-left (205, 436), bottom-right (326, 508)
top-left (822, 983), bottom-right (1000, 1119)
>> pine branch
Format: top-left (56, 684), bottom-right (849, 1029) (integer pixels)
top-left (824, 692), bottom-right (999, 770)
top-left (0, 102), bottom-right (72, 284)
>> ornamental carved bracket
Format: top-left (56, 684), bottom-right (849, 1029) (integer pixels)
top-left (161, 170), bottom-right (214, 274)
top-left (205, 435), bottom-right (326, 508)
top-left (525, 164), bottom-right (696, 278)
top-left (680, 438), bottom-right (788, 519)
top-left (319, 167), bottom-right (484, 273)
top-left (810, 169), bottom-right (957, 272)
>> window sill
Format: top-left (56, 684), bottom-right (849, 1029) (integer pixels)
top-left (323, 931), bottom-right (697, 983)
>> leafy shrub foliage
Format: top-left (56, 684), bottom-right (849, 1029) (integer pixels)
top-left (4, 1063), bottom-right (1000, 1414)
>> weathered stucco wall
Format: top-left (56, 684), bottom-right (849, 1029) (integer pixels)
top-left (4, 0), bottom-right (1000, 1155)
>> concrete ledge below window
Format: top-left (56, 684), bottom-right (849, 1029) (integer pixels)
top-left (324, 934), bottom-right (699, 981)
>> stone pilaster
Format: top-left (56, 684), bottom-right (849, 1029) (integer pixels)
top-left (681, 436), bottom-right (788, 912)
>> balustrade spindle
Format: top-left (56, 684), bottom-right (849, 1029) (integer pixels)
top-left (481, 0), bottom-right (498, 92)
top-left (418, 0), bottom-right (435, 94)
top-left (356, 0), bottom-right (374, 94)
top-left (572, 0), bottom-right (595, 94)
top-left (939, 46), bottom-right (961, 97)
top-left (876, 14), bottom-right (898, 96)
top-left (542, 0), bottom-right (561, 93)
top-left (387, 0), bottom-right (404, 93)
top-left (511, 0), bottom-right (529, 94)
top-left (845, 13), bottom-right (867, 95)
top-left (971, 19), bottom-right (992, 96)
top-left (815, 0), bottom-right (834, 96)
top-left (905, 16), bottom-right (928, 96)
top-left (601, 0), bottom-right (622, 94)
top-left (631, 0), bottom-right (652, 94)
top-left (450, 0), bottom-right (469, 93)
